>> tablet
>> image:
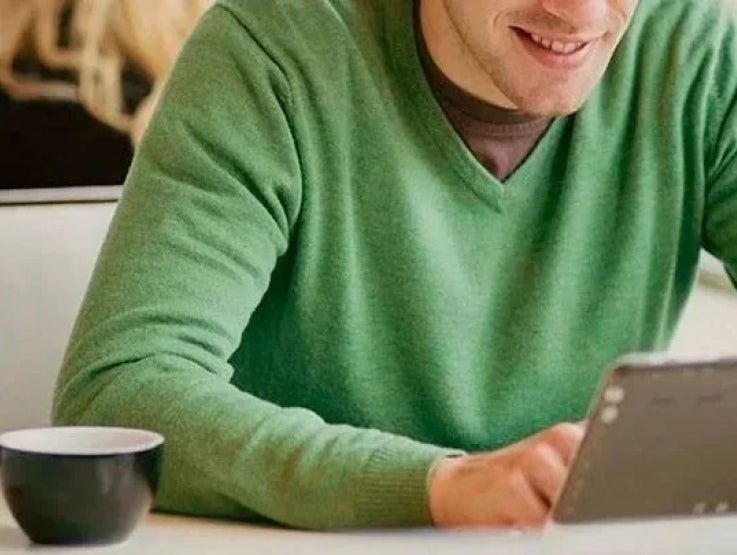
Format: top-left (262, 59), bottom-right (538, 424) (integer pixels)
top-left (552, 353), bottom-right (737, 523)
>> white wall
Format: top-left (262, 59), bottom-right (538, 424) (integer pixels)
top-left (671, 283), bottom-right (737, 357)
top-left (0, 202), bottom-right (116, 433)
top-left (0, 203), bottom-right (736, 433)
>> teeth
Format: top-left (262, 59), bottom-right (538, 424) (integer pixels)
top-left (528, 32), bottom-right (584, 55)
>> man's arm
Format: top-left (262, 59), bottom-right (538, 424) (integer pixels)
top-left (52, 6), bottom-right (458, 529)
top-left (703, 8), bottom-right (737, 285)
top-left (704, 123), bottom-right (737, 285)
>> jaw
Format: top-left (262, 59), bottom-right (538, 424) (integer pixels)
top-left (479, 28), bottom-right (620, 116)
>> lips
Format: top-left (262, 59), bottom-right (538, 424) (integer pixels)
top-left (527, 32), bottom-right (587, 55)
top-left (511, 27), bottom-right (598, 70)
top-left (512, 27), bottom-right (593, 55)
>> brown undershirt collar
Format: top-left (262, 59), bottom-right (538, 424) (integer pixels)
top-left (413, 1), bottom-right (554, 179)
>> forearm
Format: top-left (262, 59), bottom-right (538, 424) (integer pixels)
top-left (54, 352), bottom-right (456, 529)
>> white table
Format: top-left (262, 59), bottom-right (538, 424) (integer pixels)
top-left (3, 495), bottom-right (737, 554)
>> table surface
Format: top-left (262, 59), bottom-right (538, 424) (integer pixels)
top-left (3, 495), bottom-right (737, 555)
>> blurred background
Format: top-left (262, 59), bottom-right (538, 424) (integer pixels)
top-left (0, 0), bottom-right (213, 431)
top-left (0, 0), bottom-right (735, 434)
top-left (0, 0), bottom-right (211, 191)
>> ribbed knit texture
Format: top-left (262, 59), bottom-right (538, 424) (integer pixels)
top-left (54, 0), bottom-right (737, 529)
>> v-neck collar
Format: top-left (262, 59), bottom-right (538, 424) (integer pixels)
top-left (384, 0), bottom-right (568, 208)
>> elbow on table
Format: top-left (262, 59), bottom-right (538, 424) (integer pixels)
top-left (51, 360), bottom-right (132, 428)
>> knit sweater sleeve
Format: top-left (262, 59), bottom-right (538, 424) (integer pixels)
top-left (52, 6), bottom-right (458, 529)
top-left (704, 8), bottom-right (737, 289)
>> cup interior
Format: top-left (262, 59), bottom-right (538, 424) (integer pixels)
top-left (0, 427), bottom-right (163, 456)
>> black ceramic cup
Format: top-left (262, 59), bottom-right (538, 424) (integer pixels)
top-left (0, 426), bottom-right (163, 545)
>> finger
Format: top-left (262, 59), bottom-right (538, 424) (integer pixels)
top-left (524, 442), bottom-right (568, 505)
top-left (540, 422), bottom-right (585, 466)
top-left (506, 471), bottom-right (549, 528)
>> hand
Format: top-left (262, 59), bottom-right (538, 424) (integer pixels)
top-left (428, 422), bottom-right (585, 529)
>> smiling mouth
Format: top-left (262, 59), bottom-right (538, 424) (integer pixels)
top-left (511, 27), bottom-right (593, 56)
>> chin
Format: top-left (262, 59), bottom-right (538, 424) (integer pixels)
top-left (537, 100), bottom-right (587, 116)
top-left (514, 94), bottom-right (589, 117)
top-left (505, 81), bottom-right (596, 117)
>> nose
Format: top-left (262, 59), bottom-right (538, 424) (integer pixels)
top-left (538, 0), bottom-right (607, 28)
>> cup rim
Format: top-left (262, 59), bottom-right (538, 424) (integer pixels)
top-left (0, 426), bottom-right (164, 456)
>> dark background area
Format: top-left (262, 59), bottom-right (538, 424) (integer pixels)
top-left (0, 89), bottom-right (134, 190)
top-left (0, 50), bottom-right (149, 190)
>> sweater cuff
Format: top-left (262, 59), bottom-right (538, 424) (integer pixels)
top-left (354, 443), bottom-right (464, 527)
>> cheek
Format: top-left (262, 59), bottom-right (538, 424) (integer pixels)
top-left (612, 0), bottom-right (639, 23)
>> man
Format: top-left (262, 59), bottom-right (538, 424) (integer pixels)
top-left (53, 0), bottom-right (737, 529)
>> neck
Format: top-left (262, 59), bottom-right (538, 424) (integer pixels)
top-left (419, 0), bottom-right (518, 110)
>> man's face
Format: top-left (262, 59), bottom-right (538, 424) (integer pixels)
top-left (437, 0), bottom-right (639, 115)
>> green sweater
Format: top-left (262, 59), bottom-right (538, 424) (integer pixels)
top-left (54, 0), bottom-right (737, 529)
